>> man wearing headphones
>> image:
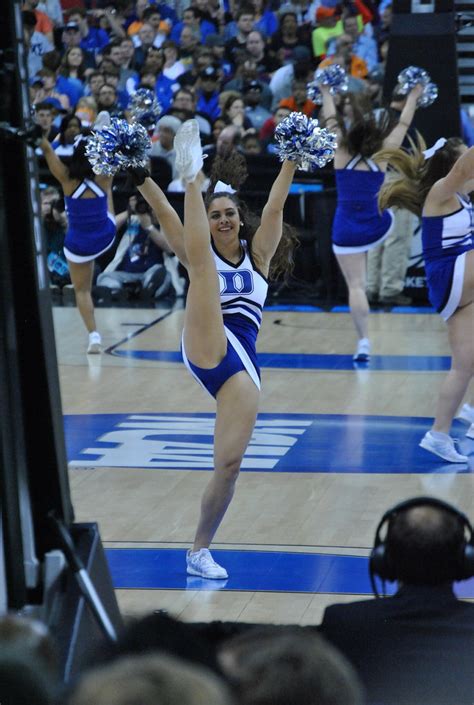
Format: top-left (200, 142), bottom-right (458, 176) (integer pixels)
top-left (318, 497), bottom-right (474, 705)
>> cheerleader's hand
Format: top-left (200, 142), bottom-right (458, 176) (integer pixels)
top-left (129, 166), bottom-right (151, 186)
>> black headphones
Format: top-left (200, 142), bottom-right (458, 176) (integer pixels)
top-left (369, 496), bottom-right (474, 597)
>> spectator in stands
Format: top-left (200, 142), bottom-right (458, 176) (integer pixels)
top-left (60, 22), bottom-right (96, 70)
top-left (102, 65), bottom-right (130, 111)
top-left (241, 131), bottom-right (263, 155)
top-left (132, 23), bottom-right (160, 69)
top-left (150, 115), bottom-right (182, 177)
top-left (202, 124), bottom-right (241, 162)
top-left (279, 77), bottom-right (317, 117)
top-left (125, 0), bottom-right (149, 37)
top-left (75, 96), bottom-right (98, 127)
top-left (85, 70), bottom-right (105, 104)
top-left (252, 0), bottom-right (279, 38)
top-left (221, 94), bottom-right (254, 136)
top-left (67, 7), bottom-right (110, 55)
top-left (101, 40), bottom-right (138, 92)
top-left (269, 45), bottom-right (314, 109)
top-left (162, 40), bottom-right (186, 82)
top-left (36, 66), bottom-right (74, 110)
top-left (326, 13), bottom-right (379, 72)
top-left (128, 5), bottom-right (170, 44)
top-left (23, 0), bottom-right (54, 42)
top-left (68, 653), bottom-right (233, 705)
top-left (38, 129), bottom-right (116, 353)
top-left (177, 47), bottom-right (214, 89)
top-left (52, 113), bottom-right (82, 156)
top-left (245, 29), bottom-right (279, 78)
top-left (259, 104), bottom-right (291, 153)
top-left (311, 6), bottom-right (343, 59)
top-left (319, 497), bottom-right (474, 704)
top-left (23, 9), bottom-right (53, 77)
top-left (218, 626), bottom-right (364, 705)
top-left (38, 0), bottom-right (63, 28)
top-left (96, 194), bottom-right (172, 301)
top-left (195, 65), bottom-right (222, 123)
top-left (170, 6), bottom-right (216, 45)
top-left (34, 100), bottom-right (59, 142)
top-left (96, 83), bottom-right (125, 118)
top-left (377, 137), bottom-right (474, 461)
top-left (41, 186), bottom-right (71, 290)
top-left (58, 46), bottom-right (87, 98)
top-left (225, 58), bottom-right (273, 110)
top-left (243, 80), bottom-right (272, 131)
top-left (177, 25), bottom-right (200, 64)
top-left (318, 81), bottom-right (422, 362)
top-left (204, 34), bottom-right (233, 78)
top-left (269, 10), bottom-right (312, 65)
top-left (120, 36), bottom-right (137, 74)
top-left (224, 6), bottom-right (256, 64)
top-left (169, 86), bottom-right (196, 122)
top-left (90, 7), bottom-right (127, 42)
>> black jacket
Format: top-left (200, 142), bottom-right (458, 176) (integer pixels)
top-left (319, 584), bottom-right (474, 705)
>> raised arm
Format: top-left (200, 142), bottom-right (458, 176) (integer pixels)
top-left (251, 160), bottom-right (297, 271)
top-left (426, 145), bottom-right (474, 212)
top-left (382, 83), bottom-right (424, 150)
top-left (318, 84), bottom-right (342, 143)
top-left (39, 137), bottom-right (70, 186)
top-left (130, 168), bottom-right (187, 265)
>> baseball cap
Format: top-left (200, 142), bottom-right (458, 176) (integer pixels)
top-left (65, 21), bottom-right (80, 31)
top-left (30, 75), bottom-right (45, 86)
top-left (243, 79), bottom-right (262, 92)
top-left (199, 66), bottom-right (219, 81)
top-left (42, 97), bottom-right (68, 113)
top-left (316, 6), bottom-right (338, 21)
top-left (292, 45), bottom-right (311, 62)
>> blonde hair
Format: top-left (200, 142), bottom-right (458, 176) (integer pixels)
top-left (374, 134), bottom-right (464, 216)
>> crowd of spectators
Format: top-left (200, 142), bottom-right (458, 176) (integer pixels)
top-left (30, 0), bottom-right (399, 299)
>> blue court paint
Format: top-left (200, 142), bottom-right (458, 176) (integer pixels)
top-left (111, 349), bottom-right (451, 371)
top-left (64, 412), bottom-right (474, 473)
top-left (104, 547), bottom-right (474, 598)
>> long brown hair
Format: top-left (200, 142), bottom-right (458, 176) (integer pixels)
top-left (205, 152), bottom-right (299, 280)
top-left (374, 135), bottom-right (464, 216)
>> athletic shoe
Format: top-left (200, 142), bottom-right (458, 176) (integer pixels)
top-left (186, 548), bottom-right (228, 579)
top-left (353, 338), bottom-right (371, 362)
top-left (466, 423), bottom-right (474, 440)
top-left (419, 431), bottom-right (468, 464)
top-left (174, 119), bottom-right (203, 183)
top-left (87, 331), bottom-right (102, 354)
top-left (458, 403), bottom-right (474, 424)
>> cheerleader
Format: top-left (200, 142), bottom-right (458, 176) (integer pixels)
top-left (376, 137), bottom-right (474, 463)
top-left (318, 82), bottom-right (423, 360)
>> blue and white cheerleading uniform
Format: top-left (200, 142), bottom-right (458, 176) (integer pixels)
top-left (422, 193), bottom-right (473, 321)
top-left (63, 178), bottom-right (116, 263)
top-left (182, 240), bottom-right (268, 398)
top-left (332, 155), bottom-right (393, 254)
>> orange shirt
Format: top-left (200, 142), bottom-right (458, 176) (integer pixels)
top-left (127, 19), bottom-right (170, 36)
top-left (319, 54), bottom-right (368, 79)
top-left (278, 97), bottom-right (317, 118)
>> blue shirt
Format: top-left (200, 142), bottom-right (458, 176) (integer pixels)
top-left (80, 27), bottom-right (110, 54)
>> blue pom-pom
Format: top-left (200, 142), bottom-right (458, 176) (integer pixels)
top-left (130, 88), bottom-right (162, 129)
top-left (307, 64), bottom-right (348, 105)
top-left (274, 112), bottom-right (337, 171)
top-left (85, 118), bottom-right (152, 176)
top-left (397, 66), bottom-right (438, 108)
top-left (418, 82), bottom-right (438, 108)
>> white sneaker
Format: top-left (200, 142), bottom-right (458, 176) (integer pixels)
top-left (458, 404), bottom-right (474, 424)
top-left (87, 331), bottom-right (102, 354)
top-left (174, 119), bottom-right (203, 183)
top-left (419, 431), bottom-right (468, 464)
top-left (186, 548), bottom-right (228, 579)
top-left (466, 423), bottom-right (474, 440)
top-left (353, 338), bottom-right (371, 362)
